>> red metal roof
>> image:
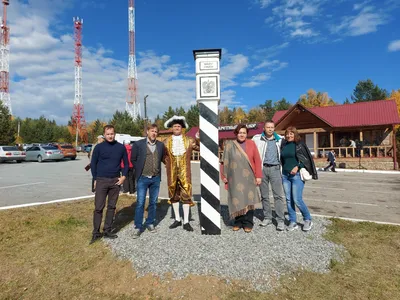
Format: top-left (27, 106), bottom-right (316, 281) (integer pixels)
top-left (186, 122), bottom-right (264, 140)
top-left (272, 100), bottom-right (400, 127)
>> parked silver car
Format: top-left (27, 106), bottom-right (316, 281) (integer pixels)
top-left (0, 146), bottom-right (26, 163)
top-left (25, 145), bottom-right (64, 162)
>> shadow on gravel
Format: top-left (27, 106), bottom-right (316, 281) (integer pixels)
top-left (112, 199), bottom-right (171, 233)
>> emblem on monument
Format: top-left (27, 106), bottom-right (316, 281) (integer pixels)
top-left (199, 76), bottom-right (218, 98)
top-left (202, 80), bottom-right (215, 94)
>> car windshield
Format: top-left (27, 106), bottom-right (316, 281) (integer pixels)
top-left (61, 145), bottom-right (74, 149)
top-left (2, 146), bottom-right (18, 151)
top-left (42, 146), bottom-right (58, 150)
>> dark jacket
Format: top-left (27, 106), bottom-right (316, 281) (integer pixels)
top-left (281, 140), bottom-right (318, 180)
top-left (327, 151), bottom-right (335, 163)
top-left (131, 138), bottom-right (165, 180)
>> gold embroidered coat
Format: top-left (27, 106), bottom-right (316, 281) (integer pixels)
top-left (163, 135), bottom-right (199, 205)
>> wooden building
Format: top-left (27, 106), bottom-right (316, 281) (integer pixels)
top-left (272, 100), bottom-right (400, 170)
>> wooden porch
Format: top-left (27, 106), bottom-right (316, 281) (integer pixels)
top-left (272, 102), bottom-right (399, 170)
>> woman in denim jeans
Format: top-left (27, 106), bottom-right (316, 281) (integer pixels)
top-left (280, 126), bottom-right (317, 232)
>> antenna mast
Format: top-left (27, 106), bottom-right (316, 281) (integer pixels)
top-left (126, 0), bottom-right (140, 119)
top-left (72, 17), bottom-right (88, 145)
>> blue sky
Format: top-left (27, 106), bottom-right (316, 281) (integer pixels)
top-left (6, 0), bottom-right (400, 124)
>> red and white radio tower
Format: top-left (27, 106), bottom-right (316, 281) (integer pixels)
top-left (0, 0), bottom-right (11, 114)
top-left (72, 17), bottom-right (87, 145)
top-left (126, 0), bottom-right (140, 119)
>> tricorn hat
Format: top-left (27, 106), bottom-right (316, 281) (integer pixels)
top-left (164, 115), bottom-right (189, 129)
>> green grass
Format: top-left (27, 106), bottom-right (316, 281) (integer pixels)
top-left (0, 199), bottom-right (399, 300)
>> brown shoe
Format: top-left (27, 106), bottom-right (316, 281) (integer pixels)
top-left (244, 227), bottom-right (252, 233)
top-left (232, 226), bottom-right (241, 231)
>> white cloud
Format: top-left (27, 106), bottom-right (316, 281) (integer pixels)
top-left (220, 51), bottom-right (250, 88)
top-left (6, 1), bottom-right (252, 124)
top-left (259, 0), bottom-right (323, 39)
top-left (253, 59), bottom-right (288, 70)
top-left (291, 28), bottom-right (316, 37)
top-left (257, 0), bottom-right (398, 41)
top-left (242, 73), bottom-right (271, 87)
top-left (332, 6), bottom-right (387, 36)
top-left (248, 43), bottom-right (288, 86)
top-left (353, 1), bottom-right (372, 11)
top-left (388, 40), bottom-right (400, 52)
top-left (258, 0), bottom-right (276, 8)
top-left (264, 16), bottom-right (275, 23)
top-left (252, 42), bottom-right (289, 60)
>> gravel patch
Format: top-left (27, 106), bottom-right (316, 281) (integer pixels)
top-left (105, 202), bottom-right (346, 291)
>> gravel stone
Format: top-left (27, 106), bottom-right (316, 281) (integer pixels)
top-left (104, 203), bottom-right (346, 291)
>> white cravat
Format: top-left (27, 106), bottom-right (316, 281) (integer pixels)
top-left (172, 135), bottom-right (186, 156)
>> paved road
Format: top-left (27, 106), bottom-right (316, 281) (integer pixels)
top-left (0, 158), bottom-right (399, 223)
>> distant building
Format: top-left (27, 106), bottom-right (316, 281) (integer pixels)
top-left (271, 100), bottom-right (400, 170)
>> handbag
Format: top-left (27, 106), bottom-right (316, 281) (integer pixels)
top-left (299, 168), bottom-right (312, 181)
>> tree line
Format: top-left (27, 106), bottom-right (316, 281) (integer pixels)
top-left (0, 79), bottom-right (399, 146)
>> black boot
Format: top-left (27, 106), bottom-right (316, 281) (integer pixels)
top-left (169, 220), bottom-right (182, 229)
top-left (183, 223), bottom-right (194, 232)
top-left (89, 234), bottom-right (102, 245)
top-left (103, 232), bottom-right (118, 239)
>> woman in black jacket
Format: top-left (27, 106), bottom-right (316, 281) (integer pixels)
top-left (280, 126), bottom-right (317, 232)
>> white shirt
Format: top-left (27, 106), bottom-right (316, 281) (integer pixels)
top-left (172, 135), bottom-right (186, 156)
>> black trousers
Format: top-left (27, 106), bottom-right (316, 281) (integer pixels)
top-left (122, 168), bottom-right (136, 194)
top-left (234, 210), bottom-right (254, 229)
top-left (324, 162), bottom-right (336, 171)
top-left (93, 177), bottom-right (120, 235)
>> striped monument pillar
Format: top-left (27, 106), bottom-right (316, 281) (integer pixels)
top-left (193, 49), bottom-right (222, 235)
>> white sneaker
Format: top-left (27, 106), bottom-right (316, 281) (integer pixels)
top-left (259, 219), bottom-right (273, 227)
top-left (287, 222), bottom-right (298, 231)
top-left (303, 220), bottom-right (313, 231)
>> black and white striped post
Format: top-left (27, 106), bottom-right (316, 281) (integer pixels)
top-left (193, 49), bottom-right (222, 235)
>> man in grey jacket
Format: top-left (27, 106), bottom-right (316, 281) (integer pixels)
top-left (252, 121), bottom-right (286, 231)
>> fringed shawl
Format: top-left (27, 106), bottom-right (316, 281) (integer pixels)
top-left (222, 140), bottom-right (261, 219)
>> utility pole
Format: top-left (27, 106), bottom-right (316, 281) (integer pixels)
top-left (143, 95), bottom-right (148, 135)
top-left (0, 0), bottom-right (11, 114)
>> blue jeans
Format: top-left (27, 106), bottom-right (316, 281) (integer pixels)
top-left (134, 175), bottom-right (161, 229)
top-left (282, 172), bottom-right (311, 223)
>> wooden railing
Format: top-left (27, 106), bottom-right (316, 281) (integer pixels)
top-left (316, 146), bottom-right (393, 158)
top-left (191, 146), bottom-right (394, 161)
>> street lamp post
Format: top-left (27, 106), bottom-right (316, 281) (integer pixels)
top-left (143, 95), bottom-right (149, 136)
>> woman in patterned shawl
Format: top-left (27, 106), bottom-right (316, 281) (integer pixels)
top-left (221, 124), bottom-right (263, 233)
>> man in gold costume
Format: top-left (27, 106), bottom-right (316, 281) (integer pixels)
top-left (163, 116), bottom-right (199, 232)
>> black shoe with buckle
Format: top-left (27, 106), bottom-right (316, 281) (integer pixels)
top-left (89, 234), bottom-right (102, 245)
top-left (169, 220), bottom-right (182, 229)
top-left (183, 223), bottom-right (194, 232)
top-left (103, 232), bottom-right (118, 239)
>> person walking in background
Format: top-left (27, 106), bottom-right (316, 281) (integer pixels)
top-left (163, 115), bottom-right (199, 232)
top-left (121, 140), bottom-right (136, 196)
top-left (280, 126), bottom-right (317, 232)
top-left (221, 124), bottom-right (262, 233)
top-left (89, 135), bottom-right (104, 160)
top-left (252, 120), bottom-right (286, 231)
top-left (324, 149), bottom-right (337, 172)
top-left (90, 125), bottom-right (128, 244)
top-left (130, 124), bottom-right (165, 238)
top-left (88, 135), bottom-right (104, 193)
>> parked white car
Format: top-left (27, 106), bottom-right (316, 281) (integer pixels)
top-left (0, 146), bottom-right (26, 163)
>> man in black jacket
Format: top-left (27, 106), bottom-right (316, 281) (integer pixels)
top-left (324, 150), bottom-right (337, 172)
top-left (90, 125), bottom-right (128, 244)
